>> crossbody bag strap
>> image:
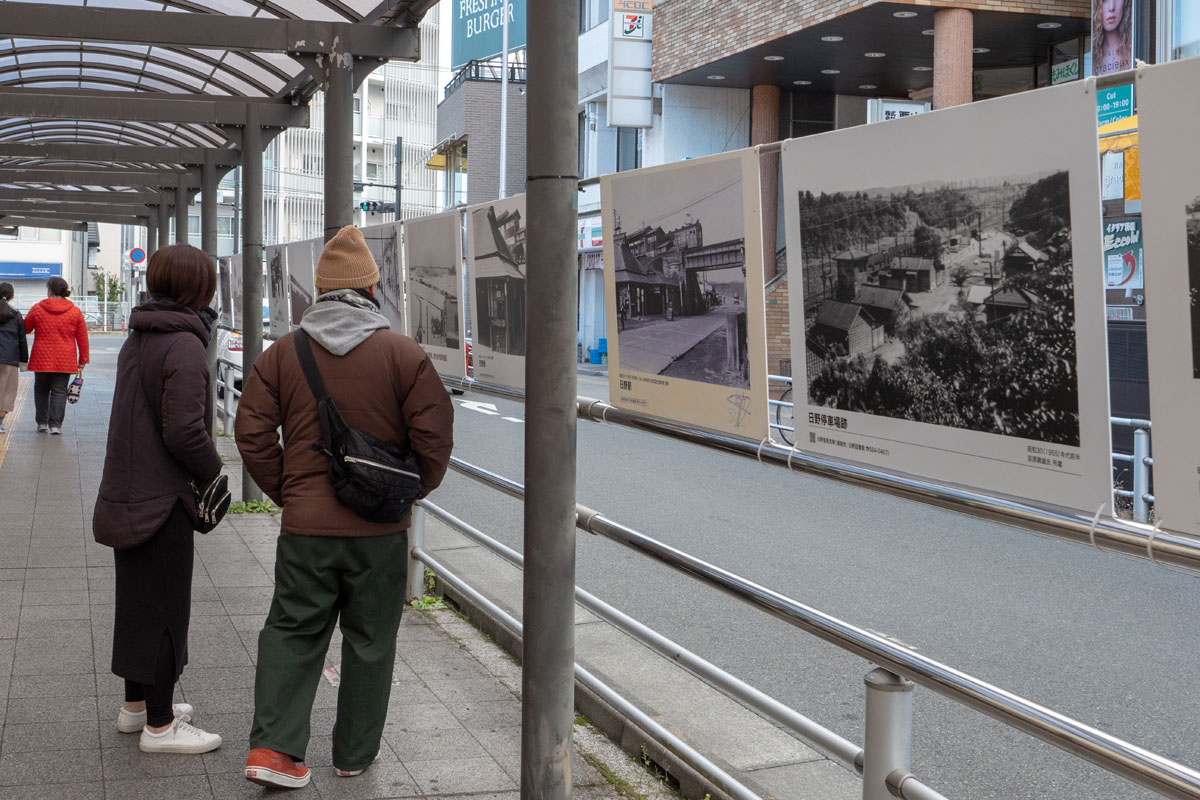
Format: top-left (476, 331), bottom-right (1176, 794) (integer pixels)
top-left (292, 329), bottom-right (335, 451)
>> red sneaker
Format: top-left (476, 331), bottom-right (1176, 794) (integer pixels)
top-left (244, 748), bottom-right (311, 789)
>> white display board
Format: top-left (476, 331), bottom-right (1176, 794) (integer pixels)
top-left (782, 79), bottom-right (1112, 513)
top-left (1136, 58), bottom-right (1200, 533)
top-left (286, 239), bottom-right (317, 327)
top-left (217, 256), bottom-right (234, 329)
top-left (229, 253), bottom-right (245, 334)
top-left (405, 210), bottom-right (467, 378)
top-left (265, 244), bottom-right (290, 338)
top-left (601, 149), bottom-right (769, 440)
top-left (466, 195), bottom-right (527, 390)
top-left (364, 222), bottom-right (404, 333)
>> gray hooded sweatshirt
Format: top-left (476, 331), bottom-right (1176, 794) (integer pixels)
top-left (299, 289), bottom-right (390, 356)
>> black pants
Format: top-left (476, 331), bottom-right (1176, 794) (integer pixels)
top-left (124, 633), bottom-right (178, 727)
top-left (34, 371), bottom-right (70, 427)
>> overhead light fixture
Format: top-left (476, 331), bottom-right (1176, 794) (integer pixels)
top-left (820, 35), bottom-right (844, 42)
top-left (864, 52), bottom-right (886, 58)
top-left (913, 66), bottom-right (932, 72)
top-left (974, 47), bottom-right (990, 54)
top-left (706, 74), bottom-right (725, 80)
top-left (922, 29), bottom-right (935, 36)
top-left (893, 10), bottom-right (918, 18)
top-left (859, 84), bottom-right (877, 90)
top-left (793, 80), bottom-right (812, 85)
top-left (821, 69), bottom-right (841, 74)
top-left (1037, 21), bottom-right (1062, 29)
top-left (764, 55), bottom-right (785, 61)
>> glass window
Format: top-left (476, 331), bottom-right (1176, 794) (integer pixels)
top-left (37, 227), bottom-right (59, 243)
top-left (19, 227), bottom-right (36, 241)
top-left (188, 216), bottom-right (200, 236)
top-left (366, 162), bottom-right (381, 179)
top-left (218, 217), bottom-right (233, 237)
top-left (973, 65), bottom-right (1035, 101)
top-left (1175, 0), bottom-right (1200, 59)
top-left (578, 112), bottom-right (587, 178)
top-left (616, 127), bottom-right (640, 173)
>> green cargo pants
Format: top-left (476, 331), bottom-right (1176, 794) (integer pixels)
top-left (249, 529), bottom-right (408, 770)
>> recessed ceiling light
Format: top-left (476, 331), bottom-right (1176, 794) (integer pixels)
top-left (1037, 21), bottom-right (1062, 29)
top-left (864, 52), bottom-right (886, 58)
top-left (820, 35), bottom-right (844, 42)
top-left (821, 69), bottom-right (841, 74)
top-left (893, 11), bottom-right (918, 18)
top-left (974, 47), bottom-right (990, 54)
top-left (764, 55), bottom-right (785, 61)
top-left (859, 84), bottom-right (877, 90)
top-left (922, 29), bottom-right (935, 36)
top-left (913, 66), bottom-right (932, 72)
top-left (706, 74), bottom-right (725, 80)
top-left (793, 80), bottom-right (812, 86)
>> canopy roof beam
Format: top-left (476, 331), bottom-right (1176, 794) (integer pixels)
top-left (0, 90), bottom-right (309, 129)
top-left (0, 188), bottom-right (160, 203)
top-left (0, 212), bottom-right (146, 226)
top-left (0, 167), bottom-right (198, 188)
top-left (0, 200), bottom-right (153, 217)
top-left (0, 218), bottom-right (86, 232)
top-left (0, 143), bottom-right (241, 167)
top-left (0, 3), bottom-right (419, 61)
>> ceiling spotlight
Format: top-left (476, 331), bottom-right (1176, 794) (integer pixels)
top-left (820, 35), bottom-right (844, 42)
top-left (764, 55), bottom-right (785, 61)
top-left (859, 84), bottom-right (877, 90)
top-left (973, 47), bottom-right (990, 54)
top-left (913, 66), bottom-right (932, 72)
top-left (1037, 21), bottom-right (1062, 29)
top-left (821, 69), bottom-right (841, 74)
top-left (864, 52), bottom-right (886, 58)
top-left (793, 80), bottom-right (812, 85)
top-left (706, 74), bottom-right (725, 80)
top-left (922, 29), bottom-right (935, 36)
top-left (893, 10), bottom-right (918, 18)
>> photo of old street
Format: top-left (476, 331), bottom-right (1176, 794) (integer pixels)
top-left (1187, 195), bottom-right (1200, 378)
top-left (611, 160), bottom-right (751, 389)
top-left (800, 170), bottom-right (1081, 446)
top-left (473, 202), bottom-right (527, 356)
top-left (408, 224), bottom-right (461, 350)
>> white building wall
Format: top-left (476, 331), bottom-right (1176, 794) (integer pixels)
top-left (641, 84), bottom-right (750, 167)
top-left (1, 229), bottom-right (86, 309)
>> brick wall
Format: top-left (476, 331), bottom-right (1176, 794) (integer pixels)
top-left (654, 0), bottom-right (1090, 82)
top-left (437, 80), bottom-right (528, 205)
top-left (764, 270), bottom-right (791, 396)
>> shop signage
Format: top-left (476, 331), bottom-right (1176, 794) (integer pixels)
top-left (607, 0), bottom-right (654, 128)
top-left (1102, 218), bottom-right (1143, 290)
top-left (0, 261), bottom-right (61, 279)
top-left (451, 0), bottom-right (526, 70)
top-left (1097, 84), bottom-right (1134, 126)
top-left (1052, 59), bottom-right (1080, 84)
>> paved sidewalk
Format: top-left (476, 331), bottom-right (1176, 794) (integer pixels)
top-left (0, 336), bottom-right (662, 800)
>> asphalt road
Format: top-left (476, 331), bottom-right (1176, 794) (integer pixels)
top-left (438, 373), bottom-right (1200, 800)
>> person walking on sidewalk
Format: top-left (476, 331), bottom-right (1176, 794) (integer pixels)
top-left (235, 226), bottom-right (454, 789)
top-left (0, 283), bottom-right (28, 434)
top-left (93, 244), bottom-right (224, 755)
top-left (23, 276), bottom-right (88, 434)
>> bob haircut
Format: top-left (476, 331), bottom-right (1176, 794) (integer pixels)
top-left (47, 276), bottom-right (71, 297)
top-left (147, 244), bottom-right (217, 311)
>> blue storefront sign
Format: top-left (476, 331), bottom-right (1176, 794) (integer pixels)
top-left (0, 261), bottom-right (61, 280)
top-left (1097, 84), bottom-right (1134, 127)
top-left (451, 0), bottom-right (526, 70)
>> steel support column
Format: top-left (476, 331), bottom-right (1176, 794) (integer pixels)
top-left (175, 182), bottom-right (189, 245)
top-left (202, 150), bottom-right (220, 436)
top-left (242, 106), bottom-right (264, 502)
top-left (147, 210), bottom-right (158, 254)
top-left (157, 195), bottom-right (170, 252)
top-left (521, 0), bottom-right (579, 797)
top-left (324, 50), bottom-right (354, 242)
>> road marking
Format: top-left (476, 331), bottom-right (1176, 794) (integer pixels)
top-left (502, 416), bottom-right (523, 423)
top-left (458, 400), bottom-right (500, 416)
top-left (0, 376), bottom-right (32, 471)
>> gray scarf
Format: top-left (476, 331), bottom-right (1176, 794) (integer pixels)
top-left (299, 289), bottom-right (390, 356)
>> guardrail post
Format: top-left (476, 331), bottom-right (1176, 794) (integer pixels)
top-left (408, 504), bottom-right (426, 603)
top-left (863, 667), bottom-right (914, 800)
top-left (222, 365), bottom-right (234, 437)
top-left (1133, 428), bottom-right (1150, 524)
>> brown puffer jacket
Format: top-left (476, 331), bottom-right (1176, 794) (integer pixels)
top-left (235, 324), bottom-right (454, 536)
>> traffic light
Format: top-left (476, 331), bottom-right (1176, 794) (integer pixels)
top-left (357, 201), bottom-right (396, 214)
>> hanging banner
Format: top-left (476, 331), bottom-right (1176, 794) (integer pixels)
top-left (1136, 58), bottom-right (1200, 533)
top-left (601, 149), bottom-right (768, 440)
top-left (405, 210), bottom-right (467, 378)
top-left (466, 194), bottom-right (527, 390)
top-left (1092, 0), bottom-right (1135, 77)
top-left (229, 253), bottom-right (245, 334)
top-left (266, 244), bottom-right (290, 338)
top-left (1102, 219), bottom-right (1143, 290)
top-left (286, 239), bottom-right (316, 328)
top-left (607, 0), bottom-right (654, 128)
top-left (782, 78), bottom-right (1112, 514)
top-left (451, 0), bottom-right (527, 70)
top-left (363, 223), bottom-right (405, 334)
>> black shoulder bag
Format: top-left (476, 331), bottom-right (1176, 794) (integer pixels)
top-left (293, 329), bottom-right (422, 524)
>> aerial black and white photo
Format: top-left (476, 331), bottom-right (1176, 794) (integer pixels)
top-left (286, 239), bottom-right (315, 327)
top-left (218, 256), bottom-right (233, 329)
top-left (364, 223), bottom-right (403, 332)
top-left (608, 155), bottom-right (751, 389)
top-left (266, 244), bottom-right (289, 336)
top-left (799, 171), bottom-right (1080, 447)
top-left (405, 211), bottom-right (464, 376)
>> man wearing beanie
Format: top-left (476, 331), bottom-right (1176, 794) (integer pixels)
top-left (234, 226), bottom-right (454, 788)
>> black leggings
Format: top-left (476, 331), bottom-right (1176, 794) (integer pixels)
top-left (123, 631), bottom-right (178, 728)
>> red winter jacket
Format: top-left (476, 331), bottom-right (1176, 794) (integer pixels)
top-left (25, 297), bottom-right (89, 373)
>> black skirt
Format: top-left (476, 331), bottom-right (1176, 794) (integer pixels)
top-left (111, 501), bottom-right (194, 685)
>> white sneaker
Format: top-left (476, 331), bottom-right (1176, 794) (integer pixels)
top-left (117, 703), bottom-right (194, 733)
top-left (36, 425), bottom-right (47, 433)
top-left (49, 427), bottom-right (62, 435)
top-left (138, 717), bottom-right (222, 754)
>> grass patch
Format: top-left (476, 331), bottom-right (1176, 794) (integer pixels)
top-left (228, 499), bottom-right (279, 514)
top-left (582, 752), bottom-right (644, 800)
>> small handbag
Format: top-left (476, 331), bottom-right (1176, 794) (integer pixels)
top-left (67, 372), bottom-right (83, 404)
top-left (190, 474), bottom-right (231, 534)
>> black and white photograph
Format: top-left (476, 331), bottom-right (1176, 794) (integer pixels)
top-left (266, 244), bottom-right (289, 337)
top-left (364, 222), bottom-right (404, 332)
top-left (799, 171), bottom-right (1080, 446)
top-left (467, 194), bottom-right (527, 389)
top-left (783, 77), bottom-right (1111, 514)
top-left (405, 211), bottom-right (466, 377)
top-left (1188, 196), bottom-right (1200, 379)
top-left (286, 239), bottom-right (316, 327)
top-left (602, 150), bottom-right (769, 440)
top-left (230, 254), bottom-right (245, 334)
top-left (217, 256), bottom-right (233, 329)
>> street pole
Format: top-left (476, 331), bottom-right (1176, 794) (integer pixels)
top-left (522, 0), bottom-right (578, 798)
top-left (498, 0), bottom-right (509, 200)
top-left (175, 182), bottom-right (188, 245)
top-left (242, 104), bottom-right (264, 503)
top-left (202, 149), bottom-right (220, 437)
top-left (395, 135), bottom-right (404, 222)
top-left (157, 193), bottom-right (170, 255)
top-left (325, 49), bottom-right (355, 242)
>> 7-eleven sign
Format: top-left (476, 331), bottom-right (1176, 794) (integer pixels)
top-left (621, 14), bottom-right (645, 38)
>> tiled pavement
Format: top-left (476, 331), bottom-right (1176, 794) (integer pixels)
top-left (0, 336), bottom-right (654, 800)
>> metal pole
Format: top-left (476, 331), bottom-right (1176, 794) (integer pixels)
top-left (175, 182), bottom-right (188, 245)
top-left (324, 50), bottom-right (354, 242)
top-left (242, 105), bottom-right (264, 503)
top-left (862, 667), bottom-right (914, 800)
top-left (1134, 428), bottom-right (1151, 524)
top-left (498, 0), bottom-right (509, 200)
top-left (147, 212), bottom-right (158, 255)
top-left (408, 504), bottom-right (426, 602)
top-left (395, 135), bottom-right (403, 222)
top-left (202, 150), bottom-right (220, 437)
top-left (521, 0), bottom-right (578, 796)
top-left (157, 193), bottom-right (170, 253)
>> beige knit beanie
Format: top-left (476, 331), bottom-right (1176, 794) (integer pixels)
top-left (315, 226), bottom-right (380, 290)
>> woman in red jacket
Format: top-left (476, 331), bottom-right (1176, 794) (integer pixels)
top-left (25, 276), bottom-right (89, 434)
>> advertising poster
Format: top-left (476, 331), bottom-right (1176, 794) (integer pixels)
top-left (466, 194), bottom-right (527, 390)
top-left (230, 253), bottom-right (244, 334)
top-left (601, 150), bottom-right (769, 440)
top-left (451, 0), bottom-right (526, 69)
top-left (1092, 0), bottom-right (1134, 77)
top-left (363, 222), bottom-right (404, 334)
top-left (782, 79), bottom-right (1111, 513)
top-left (405, 210), bottom-right (467, 378)
top-left (217, 256), bottom-right (234, 329)
top-left (1135, 58), bottom-right (1200, 533)
top-left (265, 244), bottom-right (290, 338)
top-left (1103, 219), bottom-right (1143, 290)
top-left (286, 239), bottom-right (316, 327)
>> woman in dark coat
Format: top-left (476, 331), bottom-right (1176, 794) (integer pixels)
top-left (93, 244), bottom-right (224, 755)
top-left (0, 282), bottom-right (28, 434)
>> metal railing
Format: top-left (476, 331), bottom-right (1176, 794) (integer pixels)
top-left (444, 58), bottom-right (528, 99)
